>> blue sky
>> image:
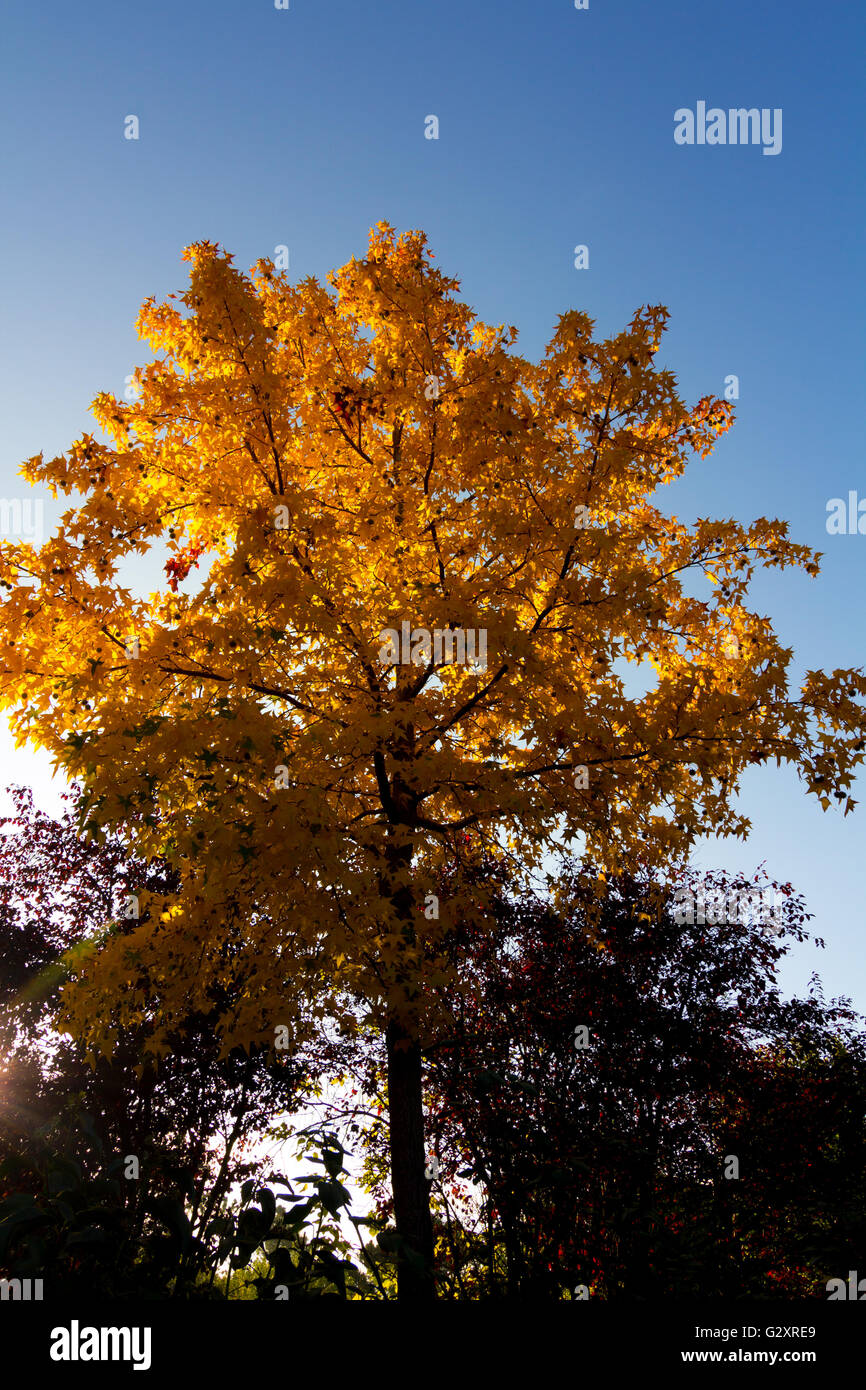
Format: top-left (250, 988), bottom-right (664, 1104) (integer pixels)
top-left (1, 0), bottom-right (863, 1007)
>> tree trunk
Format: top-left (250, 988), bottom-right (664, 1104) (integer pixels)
top-left (386, 1016), bottom-right (435, 1300)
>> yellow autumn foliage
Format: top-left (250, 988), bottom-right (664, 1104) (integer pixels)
top-left (0, 223), bottom-right (862, 1059)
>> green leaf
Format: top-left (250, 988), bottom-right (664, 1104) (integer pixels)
top-left (376, 1228), bottom-right (402, 1254)
top-left (280, 1200), bottom-right (313, 1228)
top-left (321, 1148), bottom-right (343, 1179)
top-left (257, 1187), bottom-right (276, 1228)
top-left (150, 1196), bottom-right (191, 1249)
top-left (230, 1241), bottom-right (257, 1269)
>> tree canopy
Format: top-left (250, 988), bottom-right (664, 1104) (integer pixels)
top-left (1, 223), bottom-right (862, 1058)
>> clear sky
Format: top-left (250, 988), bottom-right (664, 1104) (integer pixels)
top-left (1, 0), bottom-right (863, 1007)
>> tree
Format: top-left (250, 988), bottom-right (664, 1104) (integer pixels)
top-left (410, 863), bottom-right (866, 1298)
top-left (0, 223), bottom-right (863, 1297)
top-left (716, 1020), bottom-right (866, 1297)
top-left (0, 785), bottom-right (309, 1295)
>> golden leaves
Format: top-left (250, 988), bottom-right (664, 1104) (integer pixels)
top-left (0, 225), bottom-right (863, 1058)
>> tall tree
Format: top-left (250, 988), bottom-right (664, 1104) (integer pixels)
top-left (0, 224), bottom-right (863, 1296)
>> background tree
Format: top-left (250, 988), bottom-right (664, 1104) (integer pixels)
top-left (1, 223), bottom-right (864, 1296)
top-left (0, 785), bottom-right (309, 1295)
top-left (392, 862), bottom-right (866, 1298)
